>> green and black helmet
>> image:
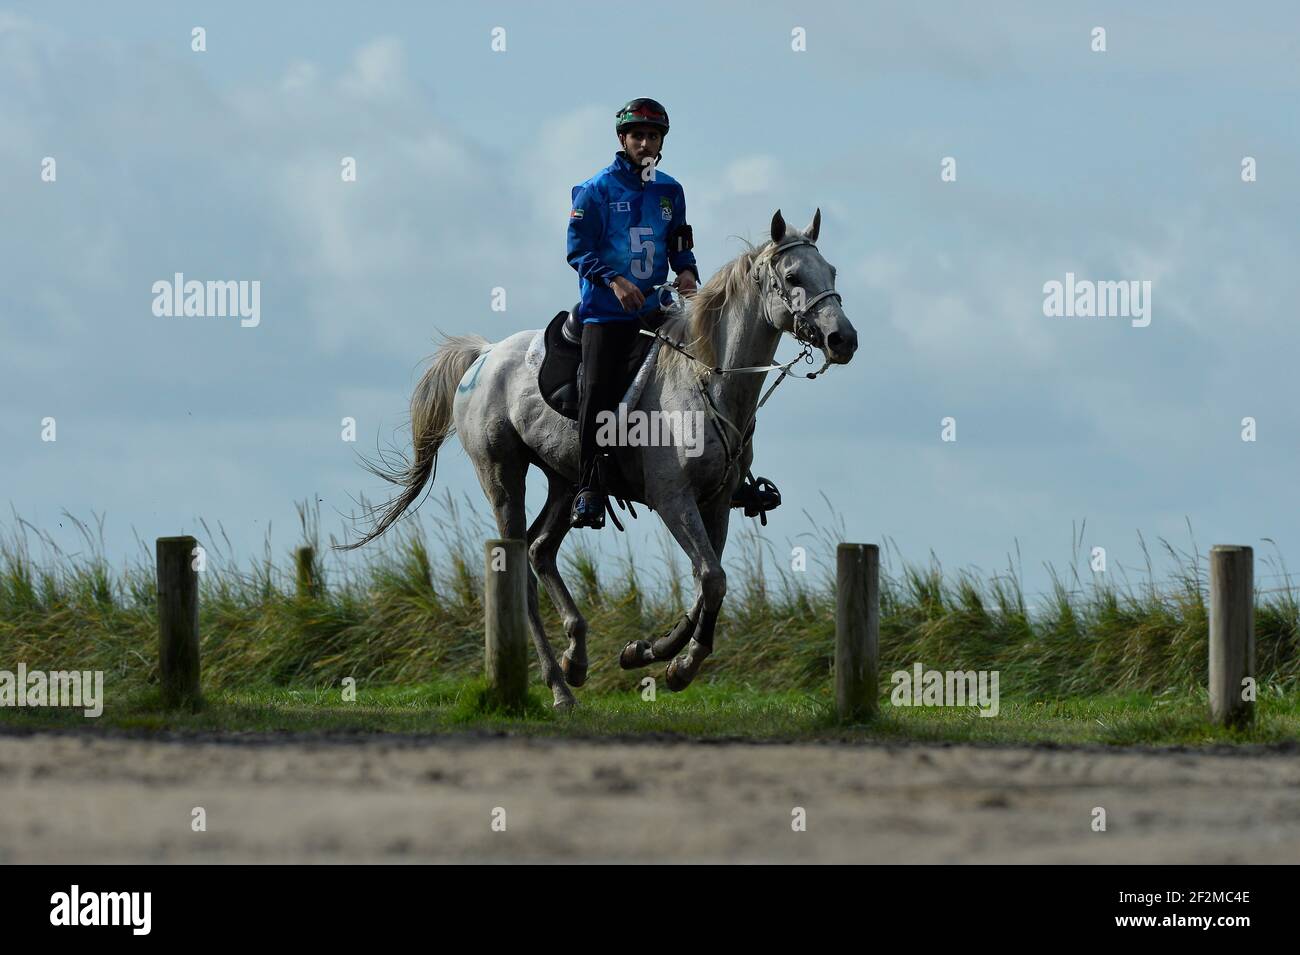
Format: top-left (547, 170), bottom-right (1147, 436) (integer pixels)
top-left (614, 98), bottom-right (670, 135)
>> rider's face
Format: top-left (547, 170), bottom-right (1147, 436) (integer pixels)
top-left (619, 126), bottom-right (663, 166)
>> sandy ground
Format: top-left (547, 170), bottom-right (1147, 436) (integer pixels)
top-left (1, 732), bottom-right (1298, 863)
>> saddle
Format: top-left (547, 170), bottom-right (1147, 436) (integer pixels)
top-left (537, 303), bottom-right (668, 421)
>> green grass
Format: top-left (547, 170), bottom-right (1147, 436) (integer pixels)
top-left (1, 501), bottom-right (1298, 746)
top-left (2, 680), bottom-right (1299, 747)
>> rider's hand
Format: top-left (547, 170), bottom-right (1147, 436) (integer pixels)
top-left (675, 272), bottom-right (698, 297)
top-left (610, 275), bottom-right (645, 312)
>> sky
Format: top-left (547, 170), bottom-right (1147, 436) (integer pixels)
top-left (2, 1), bottom-right (1298, 604)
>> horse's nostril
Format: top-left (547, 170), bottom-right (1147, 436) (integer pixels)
top-left (827, 331), bottom-right (856, 355)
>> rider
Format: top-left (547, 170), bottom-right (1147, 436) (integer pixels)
top-left (566, 97), bottom-right (699, 528)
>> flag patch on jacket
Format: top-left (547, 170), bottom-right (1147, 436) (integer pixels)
top-left (570, 208), bottom-right (584, 220)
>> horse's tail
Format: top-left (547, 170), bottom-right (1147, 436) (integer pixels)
top-left (337, 334), bottom-right (490, 550)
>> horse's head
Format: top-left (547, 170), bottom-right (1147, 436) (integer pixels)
top-left (753, 209), bottom-right (857, 365)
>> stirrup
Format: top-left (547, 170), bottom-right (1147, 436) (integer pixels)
top-left (730, 473), bottom-right (782, 525)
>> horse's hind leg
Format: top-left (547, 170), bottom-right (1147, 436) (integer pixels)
top-left (525, 556), bottom-right (577, 708)
top-left (474, 456), bottom-right (576, 709)
top-left (529, 472), bottom-right (588, 688)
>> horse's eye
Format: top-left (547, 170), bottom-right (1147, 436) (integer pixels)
top-left (785, 272), bottom-right (798, 284)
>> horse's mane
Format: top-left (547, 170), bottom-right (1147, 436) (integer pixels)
top-left (659, 238), bottom-right (778, 372)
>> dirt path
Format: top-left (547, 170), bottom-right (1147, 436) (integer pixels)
top-left (2, 732), bottom-right (1298, 863)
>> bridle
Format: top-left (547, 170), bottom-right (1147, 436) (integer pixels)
top-left (642, 235), bottom-right (841, 381)
top-left (635, 235), bottom-right (844, 507)
top-left (751, 235), bottom-right (843, 357)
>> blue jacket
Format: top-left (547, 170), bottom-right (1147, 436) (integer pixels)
top-left (567, 151), bottom-right (699, 323)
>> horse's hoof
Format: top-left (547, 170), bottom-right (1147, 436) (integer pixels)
top-left (664, 658), bottom-right (690, 692)
top-left (664, 641), bottom-right (710, 692)
top-left (619, 640), bottom-right (654, 670)
top-left (561, 651), bottom-right (588, 687)
top-left (553, 692), bottom-right (579, 711)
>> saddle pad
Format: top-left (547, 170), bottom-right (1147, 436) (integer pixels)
top-left (533, 311), bottom-right (661, 421)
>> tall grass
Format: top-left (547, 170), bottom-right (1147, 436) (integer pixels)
top-left (1, 499), bottom-right (1297, 698)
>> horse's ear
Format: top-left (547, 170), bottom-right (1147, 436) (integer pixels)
top-left (770, 210), bottom-right (786, 243)
top-left (805, 208), bottom-right (821, 243)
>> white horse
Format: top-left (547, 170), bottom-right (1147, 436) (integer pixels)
top-left (342, 210), bottom-right (857, 707)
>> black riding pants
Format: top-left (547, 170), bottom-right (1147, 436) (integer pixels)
top-left (577, 319), bottom-right (641, 489)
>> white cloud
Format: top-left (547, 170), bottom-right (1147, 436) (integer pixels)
top-left (511, 104), bottom-right (611, 224)
top-left (723, 156), bottom-right (778, 195)
top-left (280, 60), bottom-right (318, 93)
top-left (856, 245), bottom-right (1058, 370)
top-left (340, 37), bottom-right (406, 98)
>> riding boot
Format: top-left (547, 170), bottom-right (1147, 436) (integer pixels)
top-left (572, 320), bottom-right (638, 528)
top-left (571, 476), bottom-right (607, 529)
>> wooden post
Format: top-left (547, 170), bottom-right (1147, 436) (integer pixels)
top-left (836, 543), bottom-right (879, 722)
top-left (484, 539), bottom-right (528, 710)
top-left (1209, 545), bottom-right (1254, 727)
top-left (156, 536), bottom-right (201, 710)
top-left (295, 546), bottom-right (319, 599)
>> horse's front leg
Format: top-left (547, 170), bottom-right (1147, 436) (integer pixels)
top-left (619, 497), bottom-right (730, 670)
top-left (619, 594), bottom-right (702, 670)
top-left (653, 497), bottom-right (726, 691)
